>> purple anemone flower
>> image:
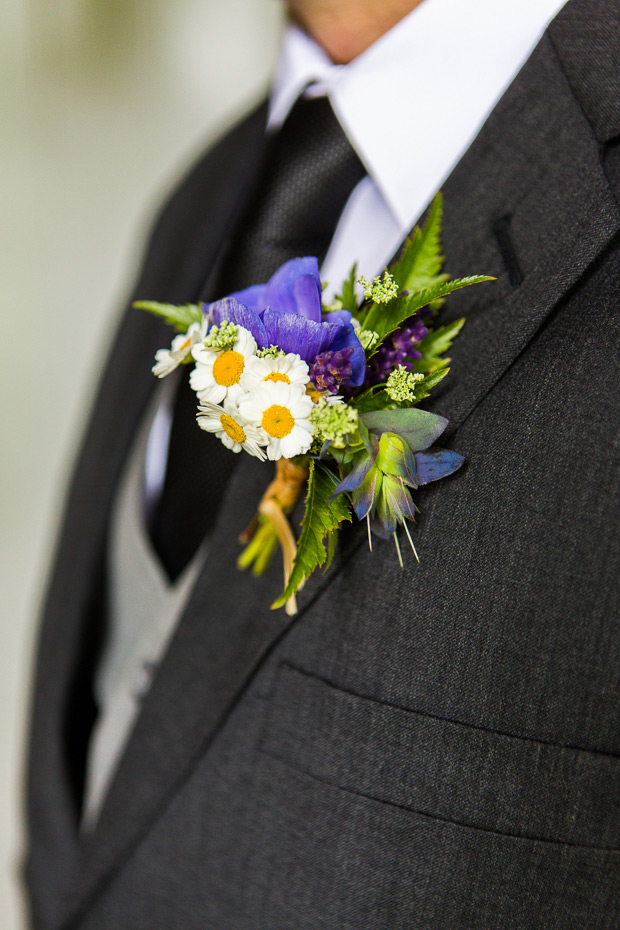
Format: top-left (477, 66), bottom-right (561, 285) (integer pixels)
top-left (204, 257), bottom-right (365, 387)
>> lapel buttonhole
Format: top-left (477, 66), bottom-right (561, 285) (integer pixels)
top-left (492, 214), bottom-right (524, 289)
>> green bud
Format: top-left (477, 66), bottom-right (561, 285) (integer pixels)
top-left (310, 399), bottom-right (359, 449)
top-left (203, 320), bottom-right (238, 351)
top-left (359, 270), bottom-right (400, 304)
top-left (375, 432), bottom-right (417, 484)
top-left (257, 345), bottom-right (286, 358)
top-left (322, 297), bottom-right (344, 313)
top-left (385, 365), bottom-right (424, 403)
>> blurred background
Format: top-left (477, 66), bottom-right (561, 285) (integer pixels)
top-left (0, 1), bottom-right (283, 924)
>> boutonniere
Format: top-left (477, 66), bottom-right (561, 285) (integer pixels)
top-left (136, 194), bottom-right (493, 614)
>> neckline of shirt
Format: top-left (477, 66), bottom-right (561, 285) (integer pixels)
top-left (269, 0), bottom-right (568, 232)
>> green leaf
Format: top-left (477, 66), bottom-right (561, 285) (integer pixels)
top-left (334, 262), bottom-right (359, 315)
top-left (360, 276), bottom-right (493, 347)
top-left (411, 367), bottom-right (450, 399)
top-left (272, 461), bottom-right (352, 608)
top-left (354, 387), bottom-right (396, 414)
top-left (324, 530), bottom-right (339, 573)
top-left (391, 192), bottom-right (446, 292)
top-left (133, 300), bottom-right (203, 333)
top-left (355, 196), bottom-right (450, 347)
top-left (411, 318), bottom-right (465, 373)
top-left (362, 407), bottom-right (448, 452)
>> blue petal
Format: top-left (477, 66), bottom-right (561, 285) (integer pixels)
top-left (263, 310), bottom-right (339, 362)
top-left (330, 445), bottom-right (378, 500)
top-left (376, 476), bottom-right (414, 534)
top-left (210, 297), bottom-right (268, 348)
top-left (292, 273), bottom-right (323, 322)
top-left (351, 468), bottom-right (382, 521)
top-left (225, 284), bottom-right (267, 314)
top-left (369, 517), bottom-right (392, 541)
top-left (327, 321), bottom-right (366, 386)
top-left (414, 450), bottom-right (465, 485)
top-left (263, 257), bottom-right (322, 318)
top-left (322, 309), bottom-right (352, 328)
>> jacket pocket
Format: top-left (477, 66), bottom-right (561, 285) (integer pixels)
top-left (259, 662), bottom-right (620, 850)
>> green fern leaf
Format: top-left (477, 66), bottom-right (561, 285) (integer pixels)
top-left (361, 276), bottom-right (493, 346)
top-left (272, 461), bottom-right (352, 609)
top-left (391, 192), bottom-right (446, 292)
top-left (411, 319), bottom-right (465, 373)
top-left (334, 262), bottom-right (359, 316)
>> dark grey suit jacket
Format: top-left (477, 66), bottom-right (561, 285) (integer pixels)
top-left (24, 1), bottom-right (620, 927)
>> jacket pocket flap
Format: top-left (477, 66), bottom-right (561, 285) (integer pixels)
top-left (260, 663), bottom-right (620, 850)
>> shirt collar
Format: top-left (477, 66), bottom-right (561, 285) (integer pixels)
top-left (269, 0), bottom-right (567, 231)
top-left (268, 25), bottom-right (337, 132)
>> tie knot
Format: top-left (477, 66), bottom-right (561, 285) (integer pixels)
top-left (217, 94), bottom-right (367, 291)
top-left (274, 94), bottom-right (365, 194)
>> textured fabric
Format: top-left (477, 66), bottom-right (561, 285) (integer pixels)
top-left (150, 95), bottom-right (366, 580)
top-left (24, 3), bottom-right (620, 928)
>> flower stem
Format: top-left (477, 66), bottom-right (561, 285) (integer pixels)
top-left (237, 516), bottom-right (279, 575)
top-left (237, 516), bottom-right (273, 570)
top-left (237, 457), bottom-right (310, 612)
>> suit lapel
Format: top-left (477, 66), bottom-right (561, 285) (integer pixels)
top-left (58, 4), bottom-right (620, 924)
top-left (423, 27), bottom-right (620, 437)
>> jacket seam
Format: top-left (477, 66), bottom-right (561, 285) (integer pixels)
top-left (277, 660), bottom-right (620, 761)
top-left (258, 746), bottom-right (620, 854)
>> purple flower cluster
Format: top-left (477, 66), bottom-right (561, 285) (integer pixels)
top-left (309, 347), bottom-right (354, 394)
top-left (366, 315), bottom-right (429, 386)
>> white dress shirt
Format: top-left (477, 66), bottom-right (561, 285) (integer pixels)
top-left (86, 0), bottom-right (568, 828)
top-left (270, 0), bottom-right (567, 299)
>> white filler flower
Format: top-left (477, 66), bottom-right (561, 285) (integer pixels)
top-left (152, 318), bottom-right (207, 378)
top-left (196, 399), bottom-right (266, 459)
top-left (241, 352), bottom-right (309, 392)
top-left (239, 381), bottom-right (314, 461)
top-left (190, 325), bottom-right (257, 404)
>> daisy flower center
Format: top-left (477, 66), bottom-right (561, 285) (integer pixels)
top-left (220, 413), bottom-right (247, 444)
top-left (261, 404), bottom-right (295, 438)
top-left (263, 372), bottom-right (290, 384)
top-left (212, 350), bottom-right (245, 386)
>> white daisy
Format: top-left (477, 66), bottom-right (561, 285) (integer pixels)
top-left (238, 381), bottom-right (314, 461)
top-left (152, 318), bottom-right (207, 378)
top-left (241, 352), bottom-right (310, 393)
top-left (190, 325), bottom-right (257, 404)
top-left (196, 398), bottom-right (266, 460)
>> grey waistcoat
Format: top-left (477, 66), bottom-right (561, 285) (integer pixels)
top-left (82, 382), bottom-right (205, 829)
